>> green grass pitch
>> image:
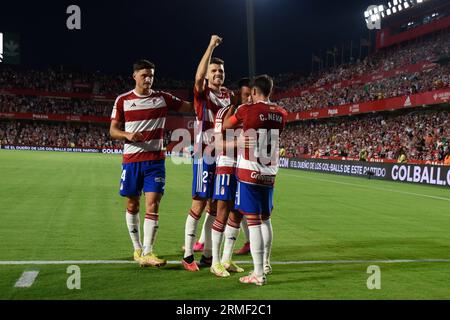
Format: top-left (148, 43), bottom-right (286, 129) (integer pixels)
top-left (0, 150), bottom-right (449, 299)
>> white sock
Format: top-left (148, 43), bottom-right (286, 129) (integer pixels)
top-left (125, 211), bottom-right (142, 251)
top-left (211, 229), bottom-right (224, 266)
top-left (249, 224), bottom-right (264, 277)
top-left (261, 218), bottom-right (273, 267)
top-left (221, 225), bottom-right (240, 263)
top-left (143, 213), bottom-right (159, 255)
top-left (184, 213), bottom-right (200, 258)
top-left (202, 213), bottom-right (215, 258)
top-left (241, 216), bottom-right (250, 243)
top-left (198, 217), bottom-right (207, 244)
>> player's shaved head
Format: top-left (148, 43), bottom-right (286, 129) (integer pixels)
top-left (251, 75), bottom-right (273, 97)
top-left (133, 59), bottom-right (155, 72)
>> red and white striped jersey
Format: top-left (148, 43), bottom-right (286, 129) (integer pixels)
top-left (193, 86), bottom-right (231, 155)
top-left (234, 101), bottom-right (288, 187)
top-left (111, 89), bottom-right (183, 163)
top-left (214, 105), bottom-right (241, 175)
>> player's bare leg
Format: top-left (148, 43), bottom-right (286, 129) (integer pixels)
top-left (182, 198), bottom-right (207, 271)
top-left (239, 214), bottom-right (266, 286)
top-left (125, 196), bottom-right (142, 261)
top-left (140, 192), bottom-right (166, 267)
top-left (221, 209), bottom-right (244, 273)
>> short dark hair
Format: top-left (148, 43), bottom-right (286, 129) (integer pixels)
top-left (238, 77), bottom-right (251, 89)
top-left (251, 74), bottom-right (273, 97)
top-left (133, 59), bottom-right (155, 72)
top-left (210, 57), bottom-right (224, 66)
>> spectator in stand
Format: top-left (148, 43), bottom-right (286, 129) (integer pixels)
top-left (444, 150), bottom-right (450, 166)
top-left (397, 148), bottom-right (408, 163)
top-left (359, 148), bottom-right (368, 161)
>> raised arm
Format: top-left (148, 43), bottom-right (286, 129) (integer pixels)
top-left (194, 35), bottom-right (222, 93)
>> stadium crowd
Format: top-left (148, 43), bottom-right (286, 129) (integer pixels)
top-left (0, 121), bottom-right (120, 149)
top-left (1, 106), bottom-right (448, 163)
top-left (279, 32), bottom-right (450, 91)
top-left (277, 63), bottom-right (450, 112)
top-left (0, 67), bottom-right (192, 96)
top-left (280, 108), bottom-right (450, 162)
top-left (0, 94), bottom-right (112, 117)
top-left (5, 63), bottom-right (447, 117)
top-left (0, 120), bottom-right (176, 150)
top-left (1, 32), bottom-right (449, 163)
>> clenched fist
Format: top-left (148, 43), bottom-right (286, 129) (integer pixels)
top-left (209, 35), bottom-right (222, 49)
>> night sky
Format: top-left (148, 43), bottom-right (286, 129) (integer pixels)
top-left (0, 0), bottom-right (378, 80)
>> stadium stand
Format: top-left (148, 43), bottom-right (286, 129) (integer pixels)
top-left (0, 31), bottom-right (449, 163)
top-left (280, 107), bottom-right (449, 162)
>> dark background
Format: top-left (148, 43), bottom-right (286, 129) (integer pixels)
top-left (0, 0), bottom-right (378, 80)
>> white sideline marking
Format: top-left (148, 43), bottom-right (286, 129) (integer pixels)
top-left (1, 259), bottom-right (450, 266)
top-left (14, 270), bottom-right (39, 288)
top-left (283, 172), bottom-right (450, 202)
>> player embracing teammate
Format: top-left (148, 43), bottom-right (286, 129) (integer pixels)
top-left (182, 35), bottom-right (233, 271)
top-left (223, 75), bottom-right (287, 286)
top-left (110, 37), bottom-right (287, 287)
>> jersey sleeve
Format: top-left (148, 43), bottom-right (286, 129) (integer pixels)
top-left (193, 86), bottom-right (207, 120)
top-left (162, 92), bottom-right (183, 112)
top-left (111, 96), bottom-right (125, 122)
top-left (234, 104), bottom-right (247, 124)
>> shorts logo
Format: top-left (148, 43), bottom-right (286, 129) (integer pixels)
top-left (220, 186), bottom-right (225, 195)
top-left (154, 177), bottom-right (165, 183)
top-left (120, 183), bottom-right (124, 190)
